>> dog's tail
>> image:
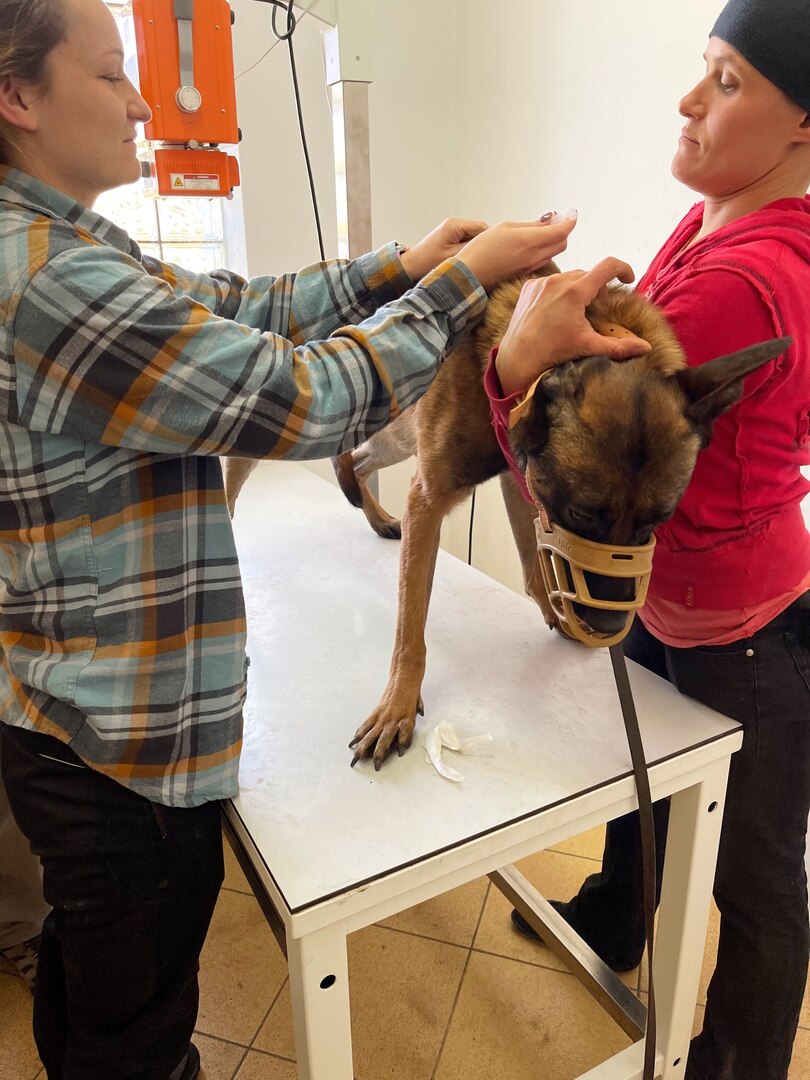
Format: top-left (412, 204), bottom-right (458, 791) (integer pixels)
top-left (333, 452), bottom-right (364, 508)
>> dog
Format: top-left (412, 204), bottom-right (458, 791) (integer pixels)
top-left (222, 270), bottom-right (786, 770)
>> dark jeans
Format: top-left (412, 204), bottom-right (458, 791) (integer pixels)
top-left (0, 723), bottom-right (224, 1080)
top-left (562, 597), bottom-right (810, 1080)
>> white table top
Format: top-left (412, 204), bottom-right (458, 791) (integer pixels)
top-left (229, 462), bottom-right (739, 913)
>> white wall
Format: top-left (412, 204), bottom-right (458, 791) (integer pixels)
top-left (230, 1), bottom-right (338, 271)
top-left (231, 0), bottom-right (463, 270)
top-left (230, 0), bottom-right (463, 489)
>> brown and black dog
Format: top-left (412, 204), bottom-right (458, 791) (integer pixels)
top-left (332, 273), bottom-right (787, 768)
top-left (222, 271), bottom-right (787, 770)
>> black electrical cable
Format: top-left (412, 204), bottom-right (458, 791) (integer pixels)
top-left (268, 0), bottom-right (296, 38)
top-left (283, 15), bottom-right (326, 259)
top-left (252, 0), bottom-right (325, 260)
top-left (467, 489), bottom-right (476, 566)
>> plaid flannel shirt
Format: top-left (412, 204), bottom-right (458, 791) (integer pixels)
top-left (0, 167), bottom-right (486, 806)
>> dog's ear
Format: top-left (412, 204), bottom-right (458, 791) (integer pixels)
top-left (508, 359), bottom-right (594, 463)
top-left (509, 391), bottom-right (549, 465)
top-left (508, 373), bottom-right (560, 463)
top-left (676, 336), bottom-right (792, 445)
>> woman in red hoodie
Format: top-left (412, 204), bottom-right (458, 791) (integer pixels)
top-left (490, 1), bottom-right (810, 1077)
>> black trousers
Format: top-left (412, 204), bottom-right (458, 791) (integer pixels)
top-left (1, 724), bottom-right (224, 1080)
top-left (563, 598), bottom-right (810, 1080)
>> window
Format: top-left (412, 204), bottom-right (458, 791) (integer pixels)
top-left (95, 181), bottom-right (228, 274)
top-left (96, 2), bottom-right (238, 275)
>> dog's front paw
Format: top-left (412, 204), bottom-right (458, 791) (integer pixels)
top-left (528, 592), bottom-right (560, 632)
top-left (349, 691), bottom-right (424, 771)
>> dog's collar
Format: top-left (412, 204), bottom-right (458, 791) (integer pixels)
top-left (507, 320), bottom-right (635, 431)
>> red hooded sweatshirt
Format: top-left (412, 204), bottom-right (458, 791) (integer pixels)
top-left (486, 197), bottom-right (810, 638)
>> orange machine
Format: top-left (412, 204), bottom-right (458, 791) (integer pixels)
top-left (132, 0), bottom-right (241, 197)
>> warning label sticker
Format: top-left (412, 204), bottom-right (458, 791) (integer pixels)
top-left (169, 173), bottom-right (220, 191)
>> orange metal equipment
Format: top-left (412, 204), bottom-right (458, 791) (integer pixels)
top-left (132, 0), bottom-right (241, 196)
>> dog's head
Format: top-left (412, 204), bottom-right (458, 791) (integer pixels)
top-left (505, 288), bottom-right (790, 636)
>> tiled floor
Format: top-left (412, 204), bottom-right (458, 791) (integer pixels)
top-left (3, 825), bottom-right (809, 1080)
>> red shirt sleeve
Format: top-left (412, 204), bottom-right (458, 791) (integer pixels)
top-left (483, 347), bottom-right (534, 503)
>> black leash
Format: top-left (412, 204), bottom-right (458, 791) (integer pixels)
top-left (609, 643), bottom-right (657, 1080)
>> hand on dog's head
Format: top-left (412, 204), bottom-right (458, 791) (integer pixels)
top-left (510, 318), bottom-right (790, 550)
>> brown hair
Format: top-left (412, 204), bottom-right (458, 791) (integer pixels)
top-left (0, 0), bottom-right (68, 165)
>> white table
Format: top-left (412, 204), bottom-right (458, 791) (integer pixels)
top-left (224, 461), bottom-right (741, 1080)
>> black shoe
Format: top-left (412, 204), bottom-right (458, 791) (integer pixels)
top-left (169, 1043), bottom-right (201, 1080)
top-left (510, 906), bottom-right (642, 973)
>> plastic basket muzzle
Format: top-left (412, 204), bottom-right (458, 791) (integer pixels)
top-left (534, 511), bottom-right (655, 649)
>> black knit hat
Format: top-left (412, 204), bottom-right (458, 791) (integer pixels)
top-left (711, 0), bottom-right (810, 112)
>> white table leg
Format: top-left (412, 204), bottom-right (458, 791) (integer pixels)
top-left (652, 756), bottom-right (731, 1079)
top-left (578, 1042), bottom-right (664, 1079)
top-left (287, 926), bottom-right (354, 1080)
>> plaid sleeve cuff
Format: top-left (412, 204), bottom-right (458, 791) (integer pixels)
top-left (355, 241), bottom-right (415, 304)
top-left (413, 257), bottom-right (488, 337)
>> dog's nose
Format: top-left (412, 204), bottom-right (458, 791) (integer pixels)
top-left (574, 571), bottom-right (636, 635)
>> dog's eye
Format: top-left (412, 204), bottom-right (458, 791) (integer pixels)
top-left (568, 506), bottom-right (597, 528)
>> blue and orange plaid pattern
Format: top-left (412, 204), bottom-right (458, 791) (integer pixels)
top-left (0, 167), bottom-right (486, 806)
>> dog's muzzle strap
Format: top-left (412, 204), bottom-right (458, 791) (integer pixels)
top-left (610, 644), bottom-right (657, 1080)
top-left (530, 494), bottom-right (656, 649)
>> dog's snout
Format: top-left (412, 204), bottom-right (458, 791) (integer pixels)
top-left (572, 572), bottom-right (636, 634)
top-left (573, 602), bottom-right (629, 635)
top-left (583, 571), bottom-right (635, 605)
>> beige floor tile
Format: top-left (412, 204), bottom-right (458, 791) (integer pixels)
top-left (197, 889), bottom-right (288, 1046)
top-left (222, 837), bottom-right (253, 896)
top-left (251, 982), bottom-right (295, 1061)
top-left (195, 1032), bottom-right (248, 1080)
top-left (692, 1001), bottom-right (704, 1038)
top-left (255, 925), bottom-right (468, 1079)
top-left (434, 951), bottom-right (630, 1079)
top-left (377, 877), bottom-right (489, 947)
top-left (0, 972), bottom-right (41, 1080)
top-left (790, 1026), bottom-right (810, 1079)
top-left (233, 1052), bottom-right (297, 1080)
top-left (550, 824), bottom-right (606, 862)
top-left (473, 849), bottom-right (639, 989)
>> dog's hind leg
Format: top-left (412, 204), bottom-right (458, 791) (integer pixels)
top-left (333, 409), bottom-right (418, 539)
top-left (350, 470), bottom-right (468, 769)
top-left (499, 471), bottom-right (559, 631)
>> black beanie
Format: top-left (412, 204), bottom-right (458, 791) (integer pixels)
top-left (711, 0), bottom-right (810, 112)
